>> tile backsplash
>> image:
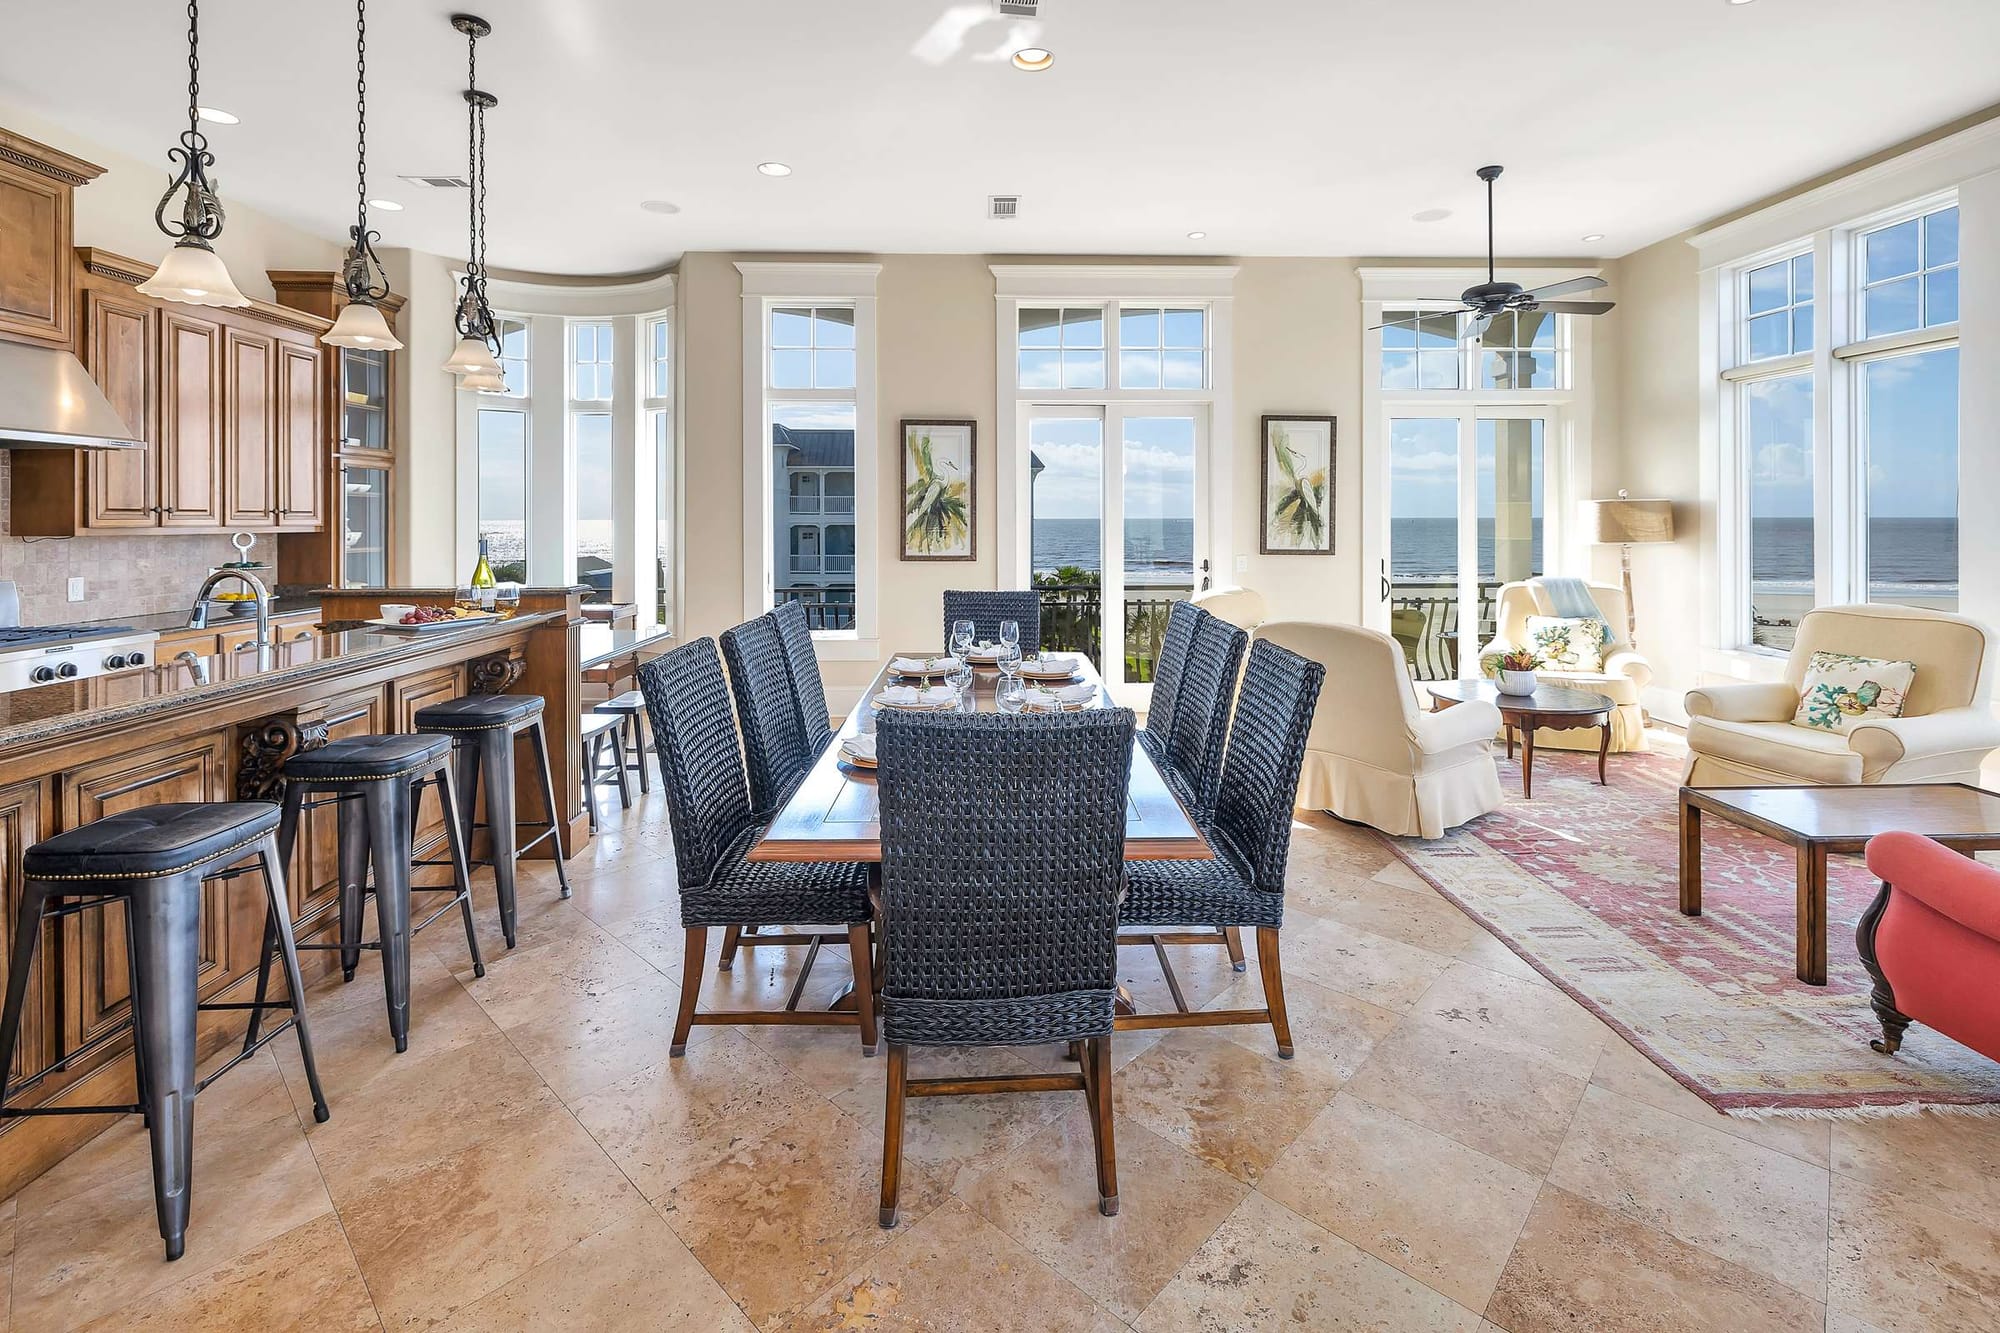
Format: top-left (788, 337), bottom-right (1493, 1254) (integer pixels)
top-left (0, 454), bottom-right (242, 624)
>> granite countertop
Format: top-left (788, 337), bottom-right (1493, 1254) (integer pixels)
top-left (71, 596), bottom-right (325, 638)
top-left (579, 620), bottom-right (675, 668)
top-left (0, 613), bottom-right (556, 750)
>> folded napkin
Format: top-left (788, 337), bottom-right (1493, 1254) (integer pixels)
top-left (1020, 653), bottom-right (1078, 673)
top-left (840, 733), bottom-right (877, 761)
top-left (963, 641), bottom-right (1002, 658)
top-left (875, 683), bottom-right (961, 709)
top-left (891, 654), bottom-right (962, 675)
top-left (1019, 682), bottom-right (1096, 711)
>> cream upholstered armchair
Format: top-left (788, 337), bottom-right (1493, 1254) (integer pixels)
top-left (1477, 578), bottom-right (1653, 752)
top-left (1253, 621), bottom-right (1503, 838)
top-left (1685, 604), bottom-right (2000, 787)
top-left (1192, 586), bottom-right (1266, 632)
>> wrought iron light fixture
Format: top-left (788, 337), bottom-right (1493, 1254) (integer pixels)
top-left (444, 13), bottom-right (503, 382)
top-left (324, 0), bottom-right (404, 350)
top-left (135, 0), bottom-right (250, 307)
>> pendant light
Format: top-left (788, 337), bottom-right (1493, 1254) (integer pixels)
top-left (324, 0), bottom-right (404, 350)
top-left (135, 0), bottom-right (250, 307)
top-left (445, 13), bottom-right (503, 381)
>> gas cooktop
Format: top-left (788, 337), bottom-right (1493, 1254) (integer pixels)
top-left (0, 624), bottom-right (134, 649)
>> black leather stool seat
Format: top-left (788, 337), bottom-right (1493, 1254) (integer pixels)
top-left (282, 734), bottom-right (453, 783)
top-left (23, 802), bottom-right (281, 881)
top-left (414, 693), bottom-right (545, 731)
top-left (594, 689), bottom-right (644, 714)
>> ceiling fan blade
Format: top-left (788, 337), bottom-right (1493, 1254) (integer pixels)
top-left (1519, 275), bottom-right (1607, 301)
top-left (1535, 300), bottom-right (1615, 316)
top-left (1461, 311), bottom-right (1497, 342)
top-left (1369, 306), bottom-right (1474, 332)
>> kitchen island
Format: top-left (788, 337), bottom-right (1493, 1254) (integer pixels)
top-left (0, 588), bottom-right (593, 1197)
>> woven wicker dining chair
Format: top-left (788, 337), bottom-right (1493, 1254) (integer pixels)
top-left (720, 616), bottom-right (815, 818)
top-left (638, 640), bottom-right (878, 1055)
top-left (1116, 638), bottom-right (1325, 1057)
top-left (941, 589), bottom-right (1041, 651)
top-left (1165, 613), bottom-right (1249, 821)
top-left (874, 708), bottom-right (1134, 1227)
top-left (1137, 600), bottom-right (1203, 766)
top-left (770, 601), bottom-right (835, 755)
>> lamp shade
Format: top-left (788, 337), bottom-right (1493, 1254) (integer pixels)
top-left (135, 240), bottom-right (251, 308)
top-left (443, 334), bottom-right (501, 377)
top-left (457, 367), bottom-right (507, 394)
top-left (323, 300), bottom-right (405, 351)
top-left (1581, 496), bottom-right (1674, 545)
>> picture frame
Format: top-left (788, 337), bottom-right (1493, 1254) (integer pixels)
top-left (900, 419), bottom-right (977, 561)
top-left (1259, 414), bottom-right (1335, 554)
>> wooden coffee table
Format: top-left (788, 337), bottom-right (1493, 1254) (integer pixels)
top-left (1427, 679), bottom-right (1613, 799)
top-left (1678, 783), bottom-right (2000, 986)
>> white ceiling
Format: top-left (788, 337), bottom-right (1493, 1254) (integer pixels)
top-left (3, 0), bottom-right (1997, 276)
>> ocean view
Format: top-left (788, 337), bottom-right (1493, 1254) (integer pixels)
top-left (1033, 517), bottom-right (1194, 586)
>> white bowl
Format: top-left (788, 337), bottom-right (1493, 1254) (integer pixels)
top-left (378, 603), bottom-right (416, 622)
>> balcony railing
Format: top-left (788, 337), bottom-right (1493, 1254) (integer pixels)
top-left (789, 555), bottom-right (821, 574)
top-left (776, 586), bottom-right (855, 630)
top-left (823, 554), bottom-right (855, 574)
top-left (1389, 580), bottom-right (1499, 680)
top-left (1037, 583), bottom-right (1194, 684)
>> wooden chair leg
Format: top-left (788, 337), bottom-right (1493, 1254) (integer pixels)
top-left (717, 924), bottom-right (744, 972)
top-left (1222, 926), bottom-right (1247, 972)
top-left (879, 1043), bottom-right (908, 1228)
top-left (847, 923), bottom-right (878, 1056)
top-left (671, 926), bottom-right (707, 1056)
top-left (1256, 926), bottom-right (1293, 1059)
top-left (1086, 1034), bottom-right (1118, 1216)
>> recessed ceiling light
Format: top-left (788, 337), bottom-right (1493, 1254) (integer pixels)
top-left (196, 106), bottom-right (238, 125)
top-left (1186, 230), bottom-right (1207, 241)
top-left (1412, 208), bottom-right (1452, 223)
top-left (639, 199), bottom-right (682, 215)
top-left (757, 162), bottom-right (792, 177)
top-left (1728, 0), bottom-right (1755, 6)
top-left (368, 198), bottom-right (403, 212)
top-left (1580, 232), bottom-right (1605, 243)
top-left (1011, 47), bottom-right (1054, 71)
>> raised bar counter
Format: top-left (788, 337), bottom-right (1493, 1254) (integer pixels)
top-left (0, 588), bottom-right (593, 1198)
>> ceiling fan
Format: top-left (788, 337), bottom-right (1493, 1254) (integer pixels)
top-left (1375, 165), bottom-right (1614, 341)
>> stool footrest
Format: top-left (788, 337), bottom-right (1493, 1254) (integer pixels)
top-left (0, 1102), bottom-right (143, 1119)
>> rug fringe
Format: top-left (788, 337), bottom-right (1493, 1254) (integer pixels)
top-left (1726, 1100), bottom-right (2000, 1122)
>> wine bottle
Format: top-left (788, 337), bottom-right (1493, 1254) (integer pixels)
top-left (471, 538), bottom-right (497, 610)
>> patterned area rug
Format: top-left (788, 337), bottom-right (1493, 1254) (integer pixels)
top-left (1383, 745), bottom-right (2000, 1117)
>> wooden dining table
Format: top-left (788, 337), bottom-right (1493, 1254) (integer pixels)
top-left (745, 652), bottom-right (1212, 864)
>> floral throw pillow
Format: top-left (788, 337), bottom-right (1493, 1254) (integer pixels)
top-left (1793, 651), bottom-right (1916, 732)
top-left (1524, 616), bottom-right (1606, 674)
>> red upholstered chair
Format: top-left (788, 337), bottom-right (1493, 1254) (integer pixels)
top-left (1858, 831), bottom-right (2000, 1060)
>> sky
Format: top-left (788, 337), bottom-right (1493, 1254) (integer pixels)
top-left (1027, 415), bottom-right (1196, 524)
top-left (1749, 346), bottom-right (1958, 520)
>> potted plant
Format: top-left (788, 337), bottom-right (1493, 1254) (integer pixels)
top-left (1494, 646), bottom-right (1542, 696)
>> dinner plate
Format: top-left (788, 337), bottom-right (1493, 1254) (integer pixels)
top-left (839, 746), bottom-right (877, 769)
top-left (1020, 698), bottom-right (1090, 714)
top-left (873, 697), bottom-right (958, 712)
top-left (888, 655), bottom-right (962, 679)
top-left (363, 612), bottom-right (501, 632)
top-left (1018, 663), bottom-right (1080, 682)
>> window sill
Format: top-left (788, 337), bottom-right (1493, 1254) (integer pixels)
top-left (810, 633), bottom-right (882, 662)
top-left (1697, 645), bottom-right (1791, 684)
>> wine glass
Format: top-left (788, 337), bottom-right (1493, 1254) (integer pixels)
top-left (999, 619), bottom-right (1020, 658)
top-left (494, 582), bottom-right (521, 618)
top-left (998, 639), bottom-right (1024, 708)
top-left (950, 618), bottom-right (975, 663)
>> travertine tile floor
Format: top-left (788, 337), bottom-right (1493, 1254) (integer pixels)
top-left (8, 764), bottom-right (2000, 1331)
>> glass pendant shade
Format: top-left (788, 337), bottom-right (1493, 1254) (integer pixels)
top-left (457, 367), bottom-right (507, 393)
top-left (443, 333), bottom-right (502, 377)
top-left (324, 298), bottom-right (404, 350)
top-left (136, 240), bottom-right (250, 308)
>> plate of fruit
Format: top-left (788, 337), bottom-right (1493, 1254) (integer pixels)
top-left (362, 605), bottom-right (502, 632)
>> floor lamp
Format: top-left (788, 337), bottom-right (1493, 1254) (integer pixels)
top-left (1580, 491), bottom-right (1675, 650)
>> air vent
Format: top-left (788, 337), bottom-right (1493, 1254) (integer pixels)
top-left (994, 0), bottom-right (1038, 15)
top-left (398, 173), bottom-right (470, 189)
top-left (988, 195), bottom-right (1020, 220)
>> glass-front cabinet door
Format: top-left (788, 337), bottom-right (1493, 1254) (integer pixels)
top-left (341, 463), bottom-right (388, 588)
top-left (340, 346), bottom-right (391, 454)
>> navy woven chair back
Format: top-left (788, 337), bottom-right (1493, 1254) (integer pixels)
top-left (1213, 639), bottom-right (1326, 895)
top-left (875, 709), bottom-right (1133, 1047)
top-left (719, 616), bottom-right (814, 816)
top-left (770, 600), bottom-right (834, 754)
top-left (941, 590), bottom-right (1041, 651)
top-left (1166, 614), bottom-right (1248, 817)
top-left (1139, 601), bottom-right (1202, 758)
top-left (638, 641), bottom-right (756, 890)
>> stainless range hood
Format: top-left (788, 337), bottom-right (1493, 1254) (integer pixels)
top-left (0, 342), bottom-right (143, 450)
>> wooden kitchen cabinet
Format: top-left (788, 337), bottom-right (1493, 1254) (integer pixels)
top-left (0, 130), bottom-right (97, 348)
top-left (0, 780), bottom-right (54, 1087)
top-left (159, 309), bottom-right (226, 528)
top-left (222, 326), bottom-right (276, 528)
top-left (275, 340), bottom-right (324, 530)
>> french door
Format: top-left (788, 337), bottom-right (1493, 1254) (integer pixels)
top-left (1381, 405), bottom-right (1555, 679)
top-left (1025, 403), bottom-right (1210, 700)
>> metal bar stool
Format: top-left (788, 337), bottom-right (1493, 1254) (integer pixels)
top-left (592, 688), bottom-right (651, 793)
top-left (0, 802), bottom-right (329, 1261)
top-left (580, 711), bottom-right (631, 833)
top-left (252, 734), bottom-right (483, 1055)
top-left (413, 693), bottom-right (573, 948)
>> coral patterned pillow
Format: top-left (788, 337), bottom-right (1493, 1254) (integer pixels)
top-left (1792, 652), bottom-right (1916, 732)
top-left (1524, 616), bottom-right (1606, 674)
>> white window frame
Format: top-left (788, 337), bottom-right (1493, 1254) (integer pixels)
top-left (644, 313), bottom-right (675, 627)
top-left (992, 265), bottom-right (1237, 706)
top-left (1358, 267), bottom-right (1599, 636)
top-left (738, 262), bottom-right (881, 657)
top-left (454, 271), bottom-right (677, 625)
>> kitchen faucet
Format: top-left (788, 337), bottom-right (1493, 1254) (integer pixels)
top-left (188, 568), bottom-right (271, 650)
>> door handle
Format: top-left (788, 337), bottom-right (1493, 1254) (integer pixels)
top-left (1380, 559), bottom-right (1390, 603)
top-left (1199, 558), bottom-right (1212, 593)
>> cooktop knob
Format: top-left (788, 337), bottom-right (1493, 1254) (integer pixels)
top-left (56, 661), bottom-right (80, 679)
top-left (103, 654), bottom-right (127, 670)
top-left (128, 650), bottom-right (147, 666)
top-left (29, 665), bottom-right (55, 684)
